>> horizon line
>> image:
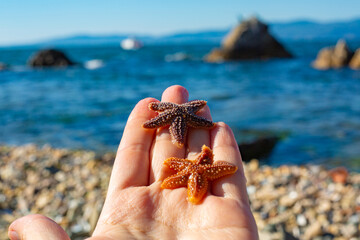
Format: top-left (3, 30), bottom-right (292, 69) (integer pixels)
top-left (1, 16), bottom-right (360, 48)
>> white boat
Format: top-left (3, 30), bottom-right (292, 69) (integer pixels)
top-left (120, 38), bottom-right (143, 50)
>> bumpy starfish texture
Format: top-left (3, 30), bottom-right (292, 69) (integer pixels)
top-left (161, 145), bottom-right (238, 204)
top-left (142, 100), bottom-right (214, 147)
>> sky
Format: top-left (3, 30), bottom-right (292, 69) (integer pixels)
top-left (1, 0), bottom-right (360, 46)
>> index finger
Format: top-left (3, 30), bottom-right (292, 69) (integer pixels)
top-left (107, 97), bottom-right (158, 193)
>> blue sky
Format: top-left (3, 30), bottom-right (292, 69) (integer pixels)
top-left (1, 0), bottom-right (360, 46)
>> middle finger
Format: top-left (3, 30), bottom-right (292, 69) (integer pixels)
top-left (149, 85), bottom-right (189, 183)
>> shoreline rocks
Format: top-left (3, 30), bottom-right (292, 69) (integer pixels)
top-left (0, 144), bottom-right (114, 239)
top-left (0, 144), bottom-right (359, 239)
top-left (205, 17), bottom-right (292, 62)
top-left (28, 49), bottom-right (75, 67)
top-left (246, 159), bottom-right (360, 239)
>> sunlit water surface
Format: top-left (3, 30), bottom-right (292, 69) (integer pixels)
top-left (1, 41), bottom-right (360, 170)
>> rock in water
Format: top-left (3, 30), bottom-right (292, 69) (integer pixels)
top-left (206, 17), bottom-right (292, 62)
top-left (0, 62), bottom-right (8, 71)
top-left (332, 40), bottom-right (353, 68)
top-left (239, 136), bottom-right (279, 161)
top-left (349, 48), bottom-right (360, 69)
top-left (28, 49), bottom-right (74, 67)
top-left (312, 47), bottom-right (333, 70)
top-left (313, 39), bottom-right (353, 70)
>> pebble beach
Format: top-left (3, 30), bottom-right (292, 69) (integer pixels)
top-left (0, 144), bottom-right (359, 240)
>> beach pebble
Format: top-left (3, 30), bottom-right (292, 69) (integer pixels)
top-left (332, 211), bottom-right (344, 223)
top-left (318, 200), bottom-right (332, 213)
top-left (329, 167), bottom-right (348, 184)
top-left (348, 215), bottom-right (359, 224)
top-left (248, 159), bottom-right (259, 171)
top-left (247, 185), bottom-right (256, 195)
top-left (304, 222), bottom-right (322, 240)
top-left (0, 194), bottom-right (6, 203)
top-left (317, 214), bottom-right (329, 227)
top-left (280, 194), bottom-right (297, 207)
top-left (340, 224), bottom-right (358, 238)
top-left (296, 214), bottom-right (307, 226)
top-left (70, 224), bottom-right (84, 234)
top-left (35, 191), bottom-right (54, 209)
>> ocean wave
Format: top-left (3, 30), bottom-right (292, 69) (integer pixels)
top-left (164, 52), bottom-right (191, 62)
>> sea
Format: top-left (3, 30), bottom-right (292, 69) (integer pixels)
top-left (1, 41), bottom-right (360, 170)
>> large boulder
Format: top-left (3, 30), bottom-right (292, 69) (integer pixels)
top-left (349, 48), bottom-right (360, 69)
top-left (206, 17), bottom-right (292, 62)
top-left (313, 40), bottom-right (353, 70)
top-left (28, 49), bottom-right (74, 67)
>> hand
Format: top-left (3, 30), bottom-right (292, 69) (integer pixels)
top-left (8, 85), bottom-right (258, 240)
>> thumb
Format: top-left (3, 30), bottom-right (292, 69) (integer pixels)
top-left (8, 214), bottom-right (70, 240)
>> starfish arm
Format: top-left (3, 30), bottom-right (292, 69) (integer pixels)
top-left (161, 171), bottom-right (189, 189)
top-left (186, 113), bottom-right (214, 128)
top-left (142, 112), bottom-right (174, 128)
top-left (149, 102), bottom-right (177, 112)
top-left (196, 145), bottom-right (214, 165)
top-left (204, 161), bottom-right (238, 181)
top-left (169, 115), bottom-right (188, 147)
top-left (187, 172), bottom-right (208, 204)
top-left (164, 157), bottom-right (193, 172)
top-left (183, 100), bottom-right (207, 113)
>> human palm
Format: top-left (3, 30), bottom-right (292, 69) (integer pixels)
top-left (91, 184), bottom-right (256, 240)
top-left (8, 85), bottom-right (258, 240)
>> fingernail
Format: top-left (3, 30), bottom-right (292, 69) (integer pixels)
top-left (9, 230), bottom-right (20, 240)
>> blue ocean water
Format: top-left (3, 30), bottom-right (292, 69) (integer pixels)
top-left (0, 41), bottom-right (360, 170)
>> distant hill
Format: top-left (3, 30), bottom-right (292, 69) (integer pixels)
top-left (39, 31), bottom-right (227, 46)
top-left (24, 17), bottom-right (360, 47)
top-left (270, 18), bottom-right (360, 40)
top-left (40, 34), bottom-right (153, 46)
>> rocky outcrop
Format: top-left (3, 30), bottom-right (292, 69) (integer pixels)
top-left (206, 17), bottom-right (292, 62)
top-left (349, 48), bottom-right (360, 69)
top-left (239, 136), bottom-right (279, 161)
top-left (28, 49), bottom-right (74, 67)
top-left (313, 40), bottom-right (354, 70)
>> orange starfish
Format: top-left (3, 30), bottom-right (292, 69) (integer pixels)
top-left (161, 145), bottom-right (238, 204)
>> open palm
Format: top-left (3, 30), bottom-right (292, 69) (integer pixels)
top-left (8, 85), bottom-right (258, 240)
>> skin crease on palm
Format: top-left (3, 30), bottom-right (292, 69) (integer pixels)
top-left (8, 85), bottom-right (259, 240)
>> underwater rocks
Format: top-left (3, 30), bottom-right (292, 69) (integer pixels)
top-left (205, 17), bottom-right (292, 62)
top-left (0, 62), bottom-right (8, 71)
top-left (28, 49), bottom-right (74, 67)
top-left (0, 145), bottom-right (359, 239)
top-left (239, 136), bottom-right (279, 162)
